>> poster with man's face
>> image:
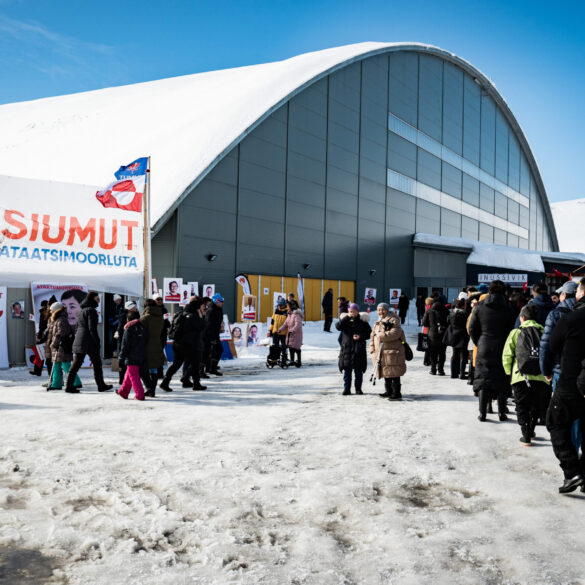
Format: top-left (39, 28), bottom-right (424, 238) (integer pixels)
top-left (389, 288), bottom-right (401, 305)
top-left (31, 283), bottom-right (88, 332)
top-left (179, 284), bottom-right (190, 307)
top-left (188, 281), bottom-right (199, 297)
top-left (11, 300), bottom-right (25, 319)
top-left (247, 322), bottom-right (262, 346)
top-left (203, 284), bottom-right (215, 299)
top-left (364, 288), bottom-right (377, 306)
top-left (241, 295), bottom-right (257, 321)
top-left (273, 292), bottom-right (285, 309)
top-left (163, 277), bottom-right (183, 303)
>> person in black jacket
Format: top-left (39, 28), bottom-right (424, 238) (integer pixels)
top-left (65, 291), bottom-right (113, 393)
top-left (205, 293), bottom-right (225, 376)
top-left (336, 303), bottom-right (372, 395)
top-left (398, 293), bottom-right (409, 325)
top-left (160, 298), bottom-right (207, 391)
top-left (443, 299), bottom-right (470, 379)
top-left (546, 279), bottom-right (585, 494)
top-left (30, 300), bottom-right (50, 376)
top-left (514, 282), bottom-right (555, 328)
top-left (415, 294), bottom-right (425, 326)
top-left (468, 280), bottom-right (516, 421)
top-left (322, 288), bottom-right (333, 332)
top-left (115, 300), bottom-right (137, 384)
top-left (422, 296), bottom-right (449, 376)
top-left (116, 309), bottom-right (147, 400)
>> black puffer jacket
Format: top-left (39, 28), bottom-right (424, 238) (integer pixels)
top-left (422, 301), bottom-right (449, 347)
top-left (336, 313), bottom-right (372, 372)
top-left (205, 303), bottom-right (224, 340)
top-left (443, 308), bottom-right (469, 350)
top-left (468, 293), bottom-right (516, 392)
top-left (72, 297), bottom-right (100, 354)
top-left (118, 319), bottom-right (147, 367)
top-left (514, 293), bottom-right (555, 328)
top-left (176, 303), bottom-right (206, 350)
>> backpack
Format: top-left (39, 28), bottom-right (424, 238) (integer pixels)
top-left (168, 311), bottom-right (186, 341)
top-left (515, 326), bottom-right (542, 376)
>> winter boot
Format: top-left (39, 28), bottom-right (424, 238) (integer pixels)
top-left (144, 374), bottom-right (157, 398)
top-left (450, 358), bottom-right (460, 379)
top-left (159, 377), bottom-right (173, 392)
top-left (208, 359), bottom-right (223, 376)
top-left (295, 350), bottom-right (302, 368)
top-left (181, 377), bottom-right (193, 388)
top-left (459, 360), bottom-right (468, 379)
top-left (199, 364), bottom-right (210, 379)
top-left (342, 388), bottom-right (351, 395)
top-left (379, 378), bottom-right (393, 398)
top-left (389, 378), bottom-right (402, 401)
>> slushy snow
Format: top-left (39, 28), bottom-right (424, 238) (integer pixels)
top-left (1, 319), bottom-right (584, 585)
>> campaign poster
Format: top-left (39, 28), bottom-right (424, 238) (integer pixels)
top-left (0, 287), bottom-right (8, 367)
top-left (241, 294), bottom-right (257, 321)
top-left (202, 284), bottom-right (215, 299)
top-left (31, 282), bottom-right (88, 332)
top-left (219, 314), bottom-right (232, 341)
top-left (364, 288), bottom-right (377, 306)
top-left (188, 281), bottom-right (199, 297)
top-left (389, 288), bottom-right (401, 306)
top-left (247, 322), bottom-right (262, 346)
top-left (163, 277), bottom-right (183, 303)
top-left (11, 299), bottom-right (25, 319)
top-left (150, 278), bottom-right (158, 297)
top-left (273, 291), bottom-right (285, 308)
top-left (179, 284), bottom-right (190, 306)
top-left (0, 175), bottom-right (143, 295)
top-left (230, 323), bottom-right (247, 349)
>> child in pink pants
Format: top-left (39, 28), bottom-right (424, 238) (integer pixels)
top-left (117, 310), bottom-right (146, 401)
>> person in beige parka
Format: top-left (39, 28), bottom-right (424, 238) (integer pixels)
top-left (370, 302), bottom-right (407, 400)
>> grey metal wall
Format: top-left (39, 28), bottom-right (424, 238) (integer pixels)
top-left (3, 287), bottom-right (35, 367)
top-left (152, 49), bottom-right (557, 320)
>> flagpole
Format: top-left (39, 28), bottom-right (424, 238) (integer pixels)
top-left (143, 157), bottom-right (152, 300)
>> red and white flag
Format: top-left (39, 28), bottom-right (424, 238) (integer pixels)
top-left (96, 176), bottom-right (145, 212)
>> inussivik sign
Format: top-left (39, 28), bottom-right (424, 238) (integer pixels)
top-left (478, 273), bottom-right (528, 284)
top-left (0, 175), bottom-right (143, 295)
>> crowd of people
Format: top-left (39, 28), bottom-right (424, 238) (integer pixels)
top-left (29, 277), bottom-right (585, 494)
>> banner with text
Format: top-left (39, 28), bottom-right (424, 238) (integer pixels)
top-left (0, 175), bottom-right (143, 294)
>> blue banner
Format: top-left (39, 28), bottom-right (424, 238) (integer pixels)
top-left (114, 157), bottom-right (148, 180)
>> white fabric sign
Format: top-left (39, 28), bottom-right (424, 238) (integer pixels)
top-left (0, 286), bottom-right (8, 367)
top-left (0, 175), bottom-right (143, 294)
top-left (478, 273), bottom-right (528, 284)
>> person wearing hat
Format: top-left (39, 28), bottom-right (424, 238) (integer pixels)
top-left (204, 293), bottom-right (225, 375)
top-left (514, 282), bottom-right (555, 329)
top-left (336, 303), bottom-right (372, 394)
top-left (540, 279), bottom-right (580, 437)
top-left (46, 301), bottom-right (83, 391)
top-left (370, 302), bottom-right (407, 400)
top-left (268, 297), bottom-right (289, 366)
top-left (114, 300), bottom-right (137, 383)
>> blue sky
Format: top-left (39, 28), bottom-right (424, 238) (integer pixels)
top-left (0, 0), bottom-right (583, 203)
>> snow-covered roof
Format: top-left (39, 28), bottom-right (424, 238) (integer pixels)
top-left (0, 42), bottom-right (557, 243)
top-left (550, 198), bottom-right (585, 255)
top-left (412, 233), bottom-right (585, 272)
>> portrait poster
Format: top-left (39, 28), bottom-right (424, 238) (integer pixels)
top-left (188, 281), bottom-right (199, 297)
top-left (230, 323), bottom-right (247, 349)
top-left (389, 288), bottom-right (401, 305)
top-left (202, 284), bottom-right (215, 299)
top-left (0, 286), bottom-right (8, 368)
top-left (11, 299), bottom-right (25, 319)
top-left (163, 277), bottom-right (183, 303)
top-left (364, 288), bottom-right (377, 306)
top-left (241, 294), bottom-right (257, 321)
top-left (179, 284), bottom-right (190, 306)
top-left (273, 291), bottom-right (285, 308)
top-left (219, 314), bottom-right (232, 341)
top-left (151, 278), bottom-right (158, 297)
top-left (31, 282), bottom-right (88, 333)
top-left (247, 322), bottom-right (262, 346)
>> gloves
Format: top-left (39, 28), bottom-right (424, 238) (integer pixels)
top-left (113, 331), bottom-right (119, 339)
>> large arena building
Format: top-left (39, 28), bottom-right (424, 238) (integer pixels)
top-left (2, 42), bottom-right (583, 363)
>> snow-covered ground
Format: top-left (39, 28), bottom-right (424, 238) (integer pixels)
top-left (1, 318), bottom-right (584, 585)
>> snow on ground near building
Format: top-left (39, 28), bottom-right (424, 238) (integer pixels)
top-left (551, 198), bottom-right (585, 255)
top-left (1, 319), bottom-right (584, 585)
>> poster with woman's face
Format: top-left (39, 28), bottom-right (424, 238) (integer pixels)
top-left (188, 282), bottom-right (199, 297)
top-left (31, 283), bottom-right (88, 331)
top-left (11, 300), bottom-right (25, 319)
top-left (203, 284), bottom-right (215, 299)
top-left (364, 288), bottom-right (377, 306)
top-left (179, 284), bottom-right (190, 307)
top-left (163, 277), bottom-right (183, 303)
top-left (230, 323), bottom-right (247, 348)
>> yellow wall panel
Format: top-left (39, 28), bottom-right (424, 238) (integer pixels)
top-left (340, 280), bottom-right (355, 304)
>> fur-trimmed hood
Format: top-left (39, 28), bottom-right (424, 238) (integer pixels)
top-left (339, 311), bottom-right (370, 323)
top-left (124, 318), bottom-right (141, 330)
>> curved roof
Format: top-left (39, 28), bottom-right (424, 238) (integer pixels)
top-left (0, 42), bottom-right (558, 248)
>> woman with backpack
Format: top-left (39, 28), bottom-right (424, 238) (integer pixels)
top-left (117, 308), bottom-right (147, 401)
top-left (502, 304), bottom-right (551, 445)
top-left (47, 302), bottom-right (82, 391)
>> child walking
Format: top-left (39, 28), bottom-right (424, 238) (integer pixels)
top-left (117, 309), bottom-right (147, 401)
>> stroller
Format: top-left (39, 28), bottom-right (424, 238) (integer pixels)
top-left (266, 342), bottom-right (289, 369)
